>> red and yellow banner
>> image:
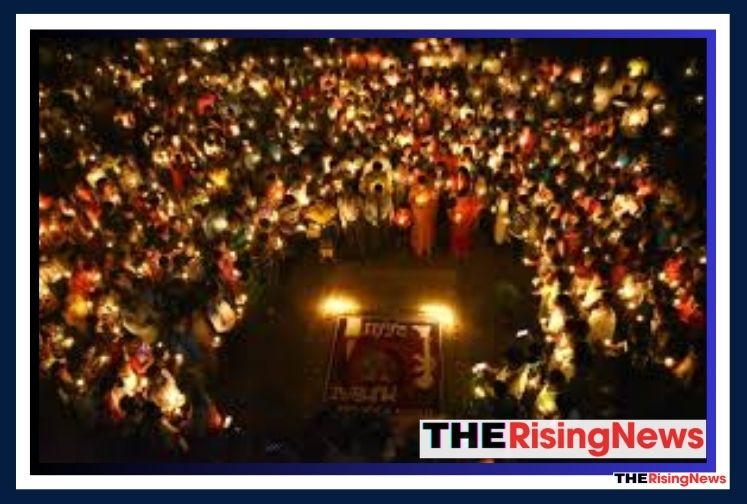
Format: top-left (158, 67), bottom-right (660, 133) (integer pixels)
top-left (325, 317), bottom-right (443, 413)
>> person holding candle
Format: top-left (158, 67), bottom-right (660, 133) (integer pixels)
top-left (409, 175), bottom-right (437, 258)
top-left (508, 193), bottom-right (532, 259)
top-left (363, 182), bottom-right (393, 257)
top-left (336, 181), bottom-right (366, 259)
top-left (492, 186), bottom-right (511, 246)
top-left (448, 173), bottom-right (484, 260)
top-left (587, 292), bottom-right (618, 351)
top-left (392, 157), bottom-right (411, 207)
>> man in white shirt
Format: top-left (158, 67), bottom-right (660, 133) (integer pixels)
top-left (363, 183), bottom-right (393, 256)
top-left (587, 293), bottom-right (618, 352)
top-left (337, 182), bottom-right (366, 258)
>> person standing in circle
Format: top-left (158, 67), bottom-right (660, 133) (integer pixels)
top-left (448, 168), bottom-right (483, 260)
top-left (409, 175), bottom-right (437, 259)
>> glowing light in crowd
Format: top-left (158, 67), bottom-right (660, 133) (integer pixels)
top-left (472, 362), bottom-right (490, 374)
top-left (35, 36), bottom-right (707, 454)
top-left (320, 295), bottom-right (360, 316)
top-left (419, 303), bottom-right (456, 329)
top-left (627, 57), bottom-right (650, 78)
top-left (199, 39), bottom-right (221, 53)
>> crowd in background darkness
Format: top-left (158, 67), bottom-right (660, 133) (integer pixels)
top-left (37, 37), bottom-right (706, 458)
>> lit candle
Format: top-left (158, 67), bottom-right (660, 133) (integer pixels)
top-left (415, 192), bottom-right (430, 207)
top-left (660, 124), bottom-right (675, 137)
top-left (212, 216), bottom-right (228, 232)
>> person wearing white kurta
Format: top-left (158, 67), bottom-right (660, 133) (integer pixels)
top-left (579, 274), bottom-right (604, 312)
top-left (587, 302), bottom-right (617, 347)
top-left (550, 333), bottom-right (576, 381)
top-left (538, 278), bottom-right (559, 321)
top-left (544, 303), bottom-right (566, 335)
top-left (493, 192), bottom-right (510, 245)
top-left (534, 383), bottom-right (559, 418)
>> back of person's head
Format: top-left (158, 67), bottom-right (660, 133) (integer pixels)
top-left (548, 369), bottom-right (567, 390)
top-left (506, 345), bottom-right (524, 368)
top-left (528, 341), bottom-right (543, 363)
top-left (557, 293), bottom-right (574, 313)
top-left (493, 379), bottom-right (509, 398)
top-left (601, 291), bottom-right (615, 306)
top-left (556, 391), bottom-right (576, 417)
top-left (120, 395), bottom-right (137, 415)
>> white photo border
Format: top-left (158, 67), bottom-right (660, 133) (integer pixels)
top-left (17, 13), bottom-right (730, 490)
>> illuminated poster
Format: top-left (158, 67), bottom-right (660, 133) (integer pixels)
top-left (324, 316), bottom-right (443, 413)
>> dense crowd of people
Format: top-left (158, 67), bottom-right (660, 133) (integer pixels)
top-left (38, 37), bottom-right (706, 456)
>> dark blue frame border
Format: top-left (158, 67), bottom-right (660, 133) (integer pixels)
top-left (38, 29), bottom-right (714, 39)
top-left (32, 28), bottom-right (717, 476)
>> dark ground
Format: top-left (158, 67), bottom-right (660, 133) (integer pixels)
top-left (213, 230), bottom-right (537, 439)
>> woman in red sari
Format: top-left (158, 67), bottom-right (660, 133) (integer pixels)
top-left (409, 175), bottom-right (437, 258)
top-left (448, 180), bottom-right (484, 259)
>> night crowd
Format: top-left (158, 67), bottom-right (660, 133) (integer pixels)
top-left (38, 38), bottom-right (706, 459)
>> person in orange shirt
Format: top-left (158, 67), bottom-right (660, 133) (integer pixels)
top-left (448, 172), bottom-right (484, 259)
top-left (409, 175), bottom-right (437, 258)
